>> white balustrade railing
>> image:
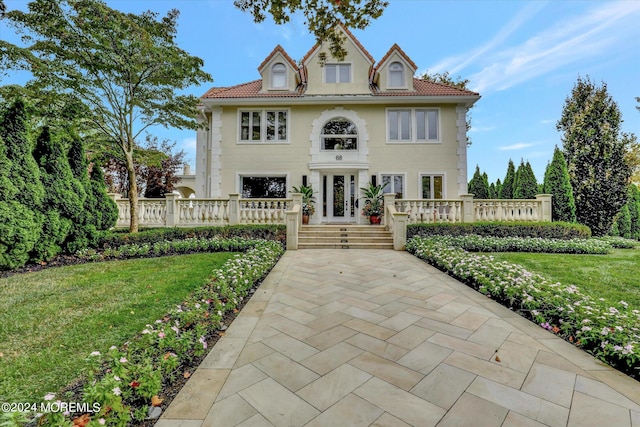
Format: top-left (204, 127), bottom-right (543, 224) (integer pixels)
top-left (112, 193), bottom-right (551, 232)
top-left (239, 199), bottom-right (289, 224)
top-left (395, 200), bottom-right (463, 224)
top-left (473, 200), bottom-right (539, 222)
top-left (395, 195), bottom-right (551, 225)
top-left (178, 199), bottom-right (229, 226)
top-left (110, 194), bottom-right (291, 228)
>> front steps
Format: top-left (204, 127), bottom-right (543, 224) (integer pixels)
top-left (298, 224), bottom-right (393, 249)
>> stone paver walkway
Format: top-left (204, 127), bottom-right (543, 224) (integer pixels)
top-left (156, 250), bottom-right (640, 427)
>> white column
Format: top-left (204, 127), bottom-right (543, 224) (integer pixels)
top-left (456, 104), bottom-right (469, 197)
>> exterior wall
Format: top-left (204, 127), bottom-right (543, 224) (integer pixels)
top-left (198, 103), bottom-right (464, 201)
top-left (303, 29), bottom-right (373, 95)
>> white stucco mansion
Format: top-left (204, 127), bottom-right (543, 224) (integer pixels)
top-left (190, 25), bottom-right (480, 225)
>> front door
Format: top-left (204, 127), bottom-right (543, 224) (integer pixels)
top-left (323, 173), bottom-right (357, 223)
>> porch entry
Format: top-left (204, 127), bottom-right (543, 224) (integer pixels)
top-left (322, 172), bottom-right (358, 223)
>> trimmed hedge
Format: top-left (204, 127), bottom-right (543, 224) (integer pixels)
top-left (407, 221), bottom-right (591, 240)
top-left (95, 225), bottom-right (286, 249)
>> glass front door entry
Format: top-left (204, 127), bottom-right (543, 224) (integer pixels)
top-left (323, 173), bottom-right (357, 223)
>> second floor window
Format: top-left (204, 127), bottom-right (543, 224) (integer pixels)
top-left (325, 64), bottom-right (351, 83)
top-left (388, 108), bottom-right (439, 142)
top-left (240, 110), bottom-right (288, 142)
top-left (321, 119), bottom-right (358, 150)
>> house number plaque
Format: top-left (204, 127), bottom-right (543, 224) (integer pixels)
top-left (335, 155), bottom-right (343, 161)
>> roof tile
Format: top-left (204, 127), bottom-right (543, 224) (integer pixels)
top-left (257, 44), bottom-right (299, 72)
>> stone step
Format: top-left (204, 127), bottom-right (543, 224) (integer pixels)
top-left (299, 231), bottom-right (392, 238)
top-left (298, 242), bottom-right (394, 249)
top-left (298, 224), bottom-right (393, 249)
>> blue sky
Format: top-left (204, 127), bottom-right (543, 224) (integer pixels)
top-left (2, 0), bottom-right (639, 183)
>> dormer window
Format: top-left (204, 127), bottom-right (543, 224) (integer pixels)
top-left (271, 63), bottom-right (286, 88)
top-left (389, 62), bottom-right (405, 87)
top-left (325, 64), bottom-right (351, 83)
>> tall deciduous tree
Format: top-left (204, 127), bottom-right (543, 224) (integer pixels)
top-left (513, 160), bottom-right (538, 199)
top-left (499, 159), bottom-right (516, 199)
top-left (2, 0), bottom-right (212, 232)
top-left (543, 146), bottom-right (576, 222)
top-left (557, 77), bottom-right (632, 236)
top-left (234, 0), bottom-right (387, 61)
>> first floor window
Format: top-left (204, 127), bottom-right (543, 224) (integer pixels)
top-left (421, 175), bottom-right (444, 199)
top-left (381, 174), bottom-right (404, 198)
top-left (240, 110), bottom-right (288, 142)
top-left (241, 176), bottom-right (287, 198)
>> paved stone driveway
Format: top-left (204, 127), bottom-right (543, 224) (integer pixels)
top-left (156, 249), bottom-right (639, 427)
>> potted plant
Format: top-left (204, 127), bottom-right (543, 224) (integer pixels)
top-left (360, 181), bottom-right (388, 225)
top-left (291, 184), bottom-right (315, 224)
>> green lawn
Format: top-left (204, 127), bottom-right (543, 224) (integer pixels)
top-left (491, 248), bottom-right (640, 310)
top-left (0, 252), bottom-right (236, 402)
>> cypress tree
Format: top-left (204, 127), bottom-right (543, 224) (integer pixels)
top-left (0, 99), bottom-right (45, 212)
top-left (0, 136), bottom-right (39, 269)
top-left (615, 204), bottom-right (631, 239)
top-left (499, 159), bottom-right (516, 199)
top-left (489, 182), bottom-right (497, 199)
top-left (468, 165), bottom-right (490, 199)
top-left (514, 160), bottom-right (538, 199)
top-left (543, 146), bottom-right (577, 222)
top-left (558, 77), bottom-right (631, 235)
top-left (0, 99), bottom-right (44, 265)
top-left (67, 136), bottom-right (98, 251)
top-left (495, 179), bottom-right (502, 199)
top-left (32, 127), bottom-right (85, 260)
top-left (88, 164), bottom-right (119, 231)
top-left (629, 184), bottom-right (640, 240)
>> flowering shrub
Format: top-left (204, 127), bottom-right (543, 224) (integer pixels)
top-left (430, 235), bottom-right (611, 254)
top-left (28, 239), bottom-right (284, 427)
top-left (595, 236), bottom-right (638, 249)
top-left (407, 221), bottom-right (591, 240)
top-left (407, 236), bottom-right (639, 378)
top-left (76, 237), bottom-right (263, 261)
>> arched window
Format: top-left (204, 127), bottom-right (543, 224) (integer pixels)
top-left (389, 62), bottom-right (405, 87)
top-left (321, 119), bottom-right (358, 150)
top-left (271, 63), bottom-right (286, 88)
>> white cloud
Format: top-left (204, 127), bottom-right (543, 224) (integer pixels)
top-left (468, 1), bottom-right (640, 93)
top-left (539, 119), bottom-right (554, 124)
top-left (498, 142), bottom-right (535, 151)
top-left (468, 125), bottom-right (496, 133)
top-left (426, 1), bottom-right (548, 76)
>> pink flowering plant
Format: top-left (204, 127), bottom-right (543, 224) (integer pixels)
top-left (407, 236), bottom-right (639, 377)
top-left (25, 239), bottom-right (284, 427)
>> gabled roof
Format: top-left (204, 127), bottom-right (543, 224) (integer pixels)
top-left (373, 78), bottom-right (479, 97)
top-left (376, 43), bottom-right (418, 71)
top-left (301, 22), bottom-right (375, 66)
top-left (257, 44), bottom-right (298, 72)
